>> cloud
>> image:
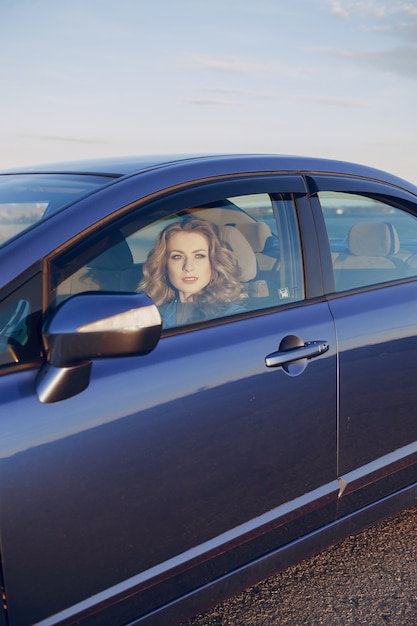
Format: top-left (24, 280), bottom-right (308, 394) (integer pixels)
top-left (326, 1), bottom-right (398, 20)
top-left (199, 87), bottom-right (276, 99)
top-left (359, 46), bottom-right (417, 78)
top-left (323, 0), bottom-right (417, 79)
top-left (191, 54), bottom-right (289, 76)
top-left (318, 44), bottom-right (417, 79)
top-left (303, 95), bottom-right (370, 107)
top-left (328, 0), bottom-right (349, 18)
top-left (182, 86), bottom-right (284, 108)
top-left (181, 97), bottom-right (239, 107)
top-left (403, 3), bottom-right (417, 17)
top-left (317, 47), bottom-right (354, 58)
top-left (19, 134), bottom-right (108, 145)
top-left (325, 1), bottom-right (417, 41)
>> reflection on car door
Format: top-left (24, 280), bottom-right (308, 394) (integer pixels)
top-left (0, 302), bottom-right (337, 624)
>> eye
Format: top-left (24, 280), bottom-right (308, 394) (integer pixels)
top-left (170, 253), bottom-right (183, 260)
top-left (195, 253), bottom-right (207, 259)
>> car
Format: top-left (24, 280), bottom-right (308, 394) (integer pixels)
top-left (0, 153), bottom-right (417, 625)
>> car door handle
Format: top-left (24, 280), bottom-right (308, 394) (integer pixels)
top-left (265, 340), bottom-right (329, 368)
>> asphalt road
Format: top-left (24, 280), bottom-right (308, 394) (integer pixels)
top-left (183, 506), bottom-right (417, 626)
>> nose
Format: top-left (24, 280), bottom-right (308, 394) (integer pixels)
top-left (183, 256), bottom-right (194, 272)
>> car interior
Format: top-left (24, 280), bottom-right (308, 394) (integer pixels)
top-left (331, 221), bottom-right (417, 291)
top-left (53, 205), bottom-right (290, 318)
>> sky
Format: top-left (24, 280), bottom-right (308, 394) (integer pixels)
top-left (1, 0), bottom-right (416, 184)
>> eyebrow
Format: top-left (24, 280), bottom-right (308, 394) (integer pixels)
top-left (169, 248), bottom-right (208, 254)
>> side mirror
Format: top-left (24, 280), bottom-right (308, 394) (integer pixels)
top-left (36, 293), bottom-right (162, 403)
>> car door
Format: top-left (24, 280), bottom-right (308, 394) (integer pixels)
top-left (0, 177), bottom-right (338, 625)
top-left (309, 176), bottom-right (417, 516)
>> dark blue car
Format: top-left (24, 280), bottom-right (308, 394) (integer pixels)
top-left (1, 154), bottom-right (417, 625)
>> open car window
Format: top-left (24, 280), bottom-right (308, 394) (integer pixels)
top-left (50, 192), bottom-right (304, 330)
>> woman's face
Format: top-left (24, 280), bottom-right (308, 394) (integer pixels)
top-left (167, 231), bottom-right (212, 302)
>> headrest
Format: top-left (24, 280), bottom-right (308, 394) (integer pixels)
top-left (348, 222), bottom-right (400, 257)
top-left (219, 225), bottom-right (257, 282)
top-left (234, 222), bottom-right (272, 252)
top-left (91, 231), bottom-right (134, 270)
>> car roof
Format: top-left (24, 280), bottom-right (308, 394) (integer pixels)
top-left (0, 154), bottom-right (194, 176)
top-left (2, 153), bottom-right (417, 195)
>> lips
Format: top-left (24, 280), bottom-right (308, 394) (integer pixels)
top-left (182, 277), bottom-right (198, 283)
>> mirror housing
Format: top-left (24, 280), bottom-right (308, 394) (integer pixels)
top-left (36, 293), bottom-right (162, 403)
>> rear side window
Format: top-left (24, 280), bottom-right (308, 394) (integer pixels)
top-left (319, 192), bottom-right (417, 291)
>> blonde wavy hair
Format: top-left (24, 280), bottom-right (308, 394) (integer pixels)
top-left (139, 219), bottom-right (246, 311)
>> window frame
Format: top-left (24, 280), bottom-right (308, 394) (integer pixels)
top-left (47, 175), bottom-right (314, 332)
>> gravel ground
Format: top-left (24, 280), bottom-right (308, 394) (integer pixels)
top-left (183, 506), bottom-right (417, 626)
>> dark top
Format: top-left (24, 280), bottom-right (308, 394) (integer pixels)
top-left (159, 298), bottom-right (246, 329)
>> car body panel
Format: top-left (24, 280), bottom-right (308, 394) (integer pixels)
top-left (0, 154), bottom-right (416, 625)
top-left (0, 303), bottom-right (337, 624)
top-left (331, 283), bottom-right (417, 474)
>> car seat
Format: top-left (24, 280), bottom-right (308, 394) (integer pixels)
top-left (56, 230), bottom-right (136, 297)
top-left (332, 222), bottom-right (405, 290)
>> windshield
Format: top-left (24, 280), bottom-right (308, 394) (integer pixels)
top-left (0, 173), bottom-right (116, 247)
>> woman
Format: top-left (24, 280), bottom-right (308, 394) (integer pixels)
top-left (140, 218), bottom-right (247, 328)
